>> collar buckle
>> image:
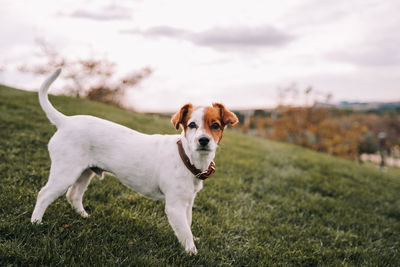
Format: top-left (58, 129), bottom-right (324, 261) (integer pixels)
top-left (195, 161), bottom-right (215, 179)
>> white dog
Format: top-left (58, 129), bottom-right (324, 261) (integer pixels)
top-left (31, 68), bottom-right (238, 254)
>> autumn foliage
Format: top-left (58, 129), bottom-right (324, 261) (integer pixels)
top-left (243, 105), bottom-right (400, 160)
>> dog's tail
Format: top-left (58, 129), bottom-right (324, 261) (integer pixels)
top-left (38, 68), bottom-right (67, 127)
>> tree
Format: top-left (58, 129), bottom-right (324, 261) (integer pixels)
top-left (18, 39), bottom-right (152, 109)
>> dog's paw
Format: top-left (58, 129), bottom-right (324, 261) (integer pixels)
top-left (185, 245), bottom-right (198, 255)
top-left (80, 211), bottom-right (89, 218)
top-left (31, 218), bottom-right (43, 225)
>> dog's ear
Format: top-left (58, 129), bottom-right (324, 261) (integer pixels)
top-left (212, 103), bottom-right (238, 126)
top-left (171, 103), bottom-right (193, 130)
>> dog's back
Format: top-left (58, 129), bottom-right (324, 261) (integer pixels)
top-left (48, 113), bottom-right (179, 195)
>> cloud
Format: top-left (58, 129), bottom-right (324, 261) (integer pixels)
top-left (69, 5), bottom-right (132, 21)
top-left (330, 45), bottom-right (400, 67)
top-left (123, 25), bottom-right (294, 49)
top-left (193, 26), bottom-right (294, 48)
top-left (142, 26), bottom-right (187, 38)
top-left (298, 1), bottom-right (400, 67)
top-left (327, 25), bottom-right (400, 67)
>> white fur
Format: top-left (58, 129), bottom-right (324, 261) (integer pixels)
top-left (31, 68), bottom-right (219, 254)
top-left (184, 107), bottom-right (217, 170)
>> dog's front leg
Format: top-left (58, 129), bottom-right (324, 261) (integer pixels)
top-left (165, 196), bottom-right (197, 254)
top-left (186, 196), bottom-right (195, 227)
top-left (186, 199), bottom-right (193, 227)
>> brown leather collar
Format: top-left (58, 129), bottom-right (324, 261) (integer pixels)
top-left (177, 139), bottom-right (216, 180)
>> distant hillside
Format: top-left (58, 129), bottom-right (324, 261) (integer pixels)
top-left (1, 85), bottom-right (400, 266)
top-left (337, 101), bottom-right (400, 111)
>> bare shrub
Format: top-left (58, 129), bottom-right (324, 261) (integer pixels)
top-left (18, 39), bottom-right (152, 109)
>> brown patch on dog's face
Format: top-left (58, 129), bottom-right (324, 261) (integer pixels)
top-left (203, 107), bottom-right (223, 143)
top-left (203, 103), bottom-right (239, 143)
top-left (171, 103), bottom-right (193, 130)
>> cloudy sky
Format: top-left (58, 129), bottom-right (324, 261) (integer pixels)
top-left (1, 0), bottom-right (399, 112)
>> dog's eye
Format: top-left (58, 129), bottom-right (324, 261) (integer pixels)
top-left (210, 122), bottom-right (220, 130)
top-left (188, 122), bottom-right (197, 129)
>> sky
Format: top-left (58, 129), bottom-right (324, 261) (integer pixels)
top-left (1, 0), bottom-right (399, 112)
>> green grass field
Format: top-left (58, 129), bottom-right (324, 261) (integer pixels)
top-left (1, 85), bottom-right (400, 266)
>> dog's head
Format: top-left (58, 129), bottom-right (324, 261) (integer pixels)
top-left (171, 103), bottom-right (238, 154)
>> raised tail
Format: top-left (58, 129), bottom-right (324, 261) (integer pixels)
top-left (38, 68), bottom-right (67, 127)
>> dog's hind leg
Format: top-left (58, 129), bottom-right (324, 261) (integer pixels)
top-left (31, 162), bottom-right (86, 224)
top-left (66, 169), bottom-right (94, 218)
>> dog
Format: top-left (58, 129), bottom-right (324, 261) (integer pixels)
top-left (31, 68), bottom-right (238, 254)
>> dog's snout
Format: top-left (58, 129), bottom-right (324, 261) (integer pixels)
top-left (198, 137), bottom-right (210, 146)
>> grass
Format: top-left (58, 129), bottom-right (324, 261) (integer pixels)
top-left (1, 85), bottom-right (400, 266)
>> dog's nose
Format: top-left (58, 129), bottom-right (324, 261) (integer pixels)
top-left (198, 137), bottom-right (210, 146)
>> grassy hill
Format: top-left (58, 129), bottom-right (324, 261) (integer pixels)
top-left (1, 85), bottom-right (400, 266)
